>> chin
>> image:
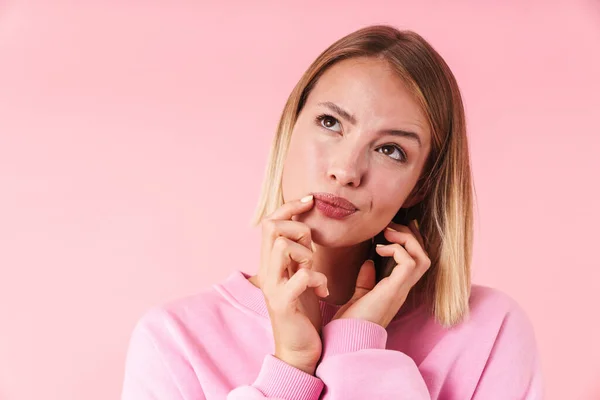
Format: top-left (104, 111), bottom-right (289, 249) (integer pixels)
top-left (299, 212), bottom-right (361, 248)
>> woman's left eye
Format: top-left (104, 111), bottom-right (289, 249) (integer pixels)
top-left (378, 145), bottom-right (407, 163)
top-left (315, 114), bottom-right (342, 132)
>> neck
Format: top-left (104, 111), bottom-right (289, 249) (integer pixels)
top-left (308, 239), bottom-right (372, 305)
top-left (247, 239), bottom-right (373, 305)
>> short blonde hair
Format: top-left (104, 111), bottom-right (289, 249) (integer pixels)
top-left (251, 25), bottom-right (475, 328)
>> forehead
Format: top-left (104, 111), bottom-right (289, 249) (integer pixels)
top-left (305, 57), bottom-right (429, 137)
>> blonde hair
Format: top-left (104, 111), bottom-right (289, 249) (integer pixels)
top-left (251, 25), bottom-right (475, 328)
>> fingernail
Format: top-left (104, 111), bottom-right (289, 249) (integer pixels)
top-left (386, 226), bottom-right (398, 232)
top-left (412, 219), bottom-right (420, 230)
top-left (325, 287), bottom-right (330, 296)
top-left (301, 194), bottom-right (313, 203)
top-left (376, 244), bottom-right (385, 247)
top-left (311, 241), bottom-right (317, 252)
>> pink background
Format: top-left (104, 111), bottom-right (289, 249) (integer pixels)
top-left (1, 1), bottom-right (599, 399)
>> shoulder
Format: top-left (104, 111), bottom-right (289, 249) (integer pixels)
top-left (121, 286), bottom-right (229, 397)
top-left (128, 283), bottom-right (229, 345)
top-left (466, 284), bottom-right (538, 348)
top-left (462, 286), bottom-right (544, 396)
top-left (468, 284), bottom-right (532, 320)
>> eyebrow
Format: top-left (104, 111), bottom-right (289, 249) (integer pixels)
top-left (317, 101), bottom-right (423, 148)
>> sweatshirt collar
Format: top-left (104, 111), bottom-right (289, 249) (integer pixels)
top-left (216, 270), bottom-right (424, 325)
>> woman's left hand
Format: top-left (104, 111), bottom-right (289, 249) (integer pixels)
top-left (331, 220), bottom-right (431, 329)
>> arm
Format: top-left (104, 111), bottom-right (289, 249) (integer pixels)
top-left (121, 311), bottom-right (324, 400)
top-left (471, 303), bottom-right (544, 400)
top-left (315, 318), bottom-right (431, 399)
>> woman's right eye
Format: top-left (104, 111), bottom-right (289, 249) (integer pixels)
top-left (315, 114), bottom-right (342, 133)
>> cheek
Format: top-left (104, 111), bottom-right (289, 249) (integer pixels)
top-left (282, 133), bottom-right (323, 195)
top-left (370, 177), bottom-right (408, 217)
top-left (312, 141), bottom-right (329, 171)
top-left (291, 134), bottom-right (328, 174)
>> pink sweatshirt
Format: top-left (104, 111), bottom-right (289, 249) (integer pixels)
top-left (121, 270), bottom-right (544, 399)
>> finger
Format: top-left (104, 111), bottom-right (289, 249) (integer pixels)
top-left (259, 201), bottom-right (315, 279)
top-left (380, 233), bottom-right (431, 277)
top-left (387, 221), bottom-right (423, 248)
top-left (284, 268), bottom-right (329, 301)
top-left (375, 243), bottom-right (414, 270)
top-left (266, 194), bottom-right (315, 221)
top-left (261, 219), bottom-right (314, 254)
top-left (375, 243), bottom-right (423, 286)
top-left (383, 227), bottom-right (430, 268)
top-left (267, 236), bottom-right (314, 285)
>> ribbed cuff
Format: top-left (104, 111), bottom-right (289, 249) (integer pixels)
top-left (321, 318), bottom-right (388, 359)
top-left (253, 354), bottom-right (324, 400)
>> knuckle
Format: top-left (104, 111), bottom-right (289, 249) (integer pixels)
top-left (299, 224), bottom-right (312, 240)
top-left (295, 267), bottom-right (310, 280)
top-left (293, 268), bottom-right (312, 283)
top-left (300, 252), bottom-right (313, 265)
top-left (318, 273), bottom-right (328, 285)
top-left (273, 236), bottom-right (287, 250)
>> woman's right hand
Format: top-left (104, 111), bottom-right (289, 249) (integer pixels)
top-left (257, 194), bottom-right (329, 376)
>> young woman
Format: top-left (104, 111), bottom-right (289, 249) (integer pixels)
top-left (121, 25), bottom-right (543, 399)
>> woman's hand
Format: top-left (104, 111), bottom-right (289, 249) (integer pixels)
top-left (257, 194), bottom-right (329, 375)
top-left (331, 220), bottom-right (430, 329)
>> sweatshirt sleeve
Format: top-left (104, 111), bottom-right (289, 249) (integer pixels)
top-left (227, 354), bottom-right (324, 400)
top-left (471, 302), bottom-right (544, 399)
top-left (121, 316), bottom-right (204, 400)
top-left (121, 310), bottom-right (324, 400)
top-left (315, 318), bottom-right (431, 399)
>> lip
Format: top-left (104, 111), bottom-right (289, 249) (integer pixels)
top-left (314, 200), bottom-right (356, 219)
top-left (311, 192), bottom-right (358, 211)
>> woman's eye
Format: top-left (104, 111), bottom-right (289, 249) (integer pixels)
top-left (378, 145), bottom-right (407, 163)
top-left (316, 114), bottom-right (342, 132)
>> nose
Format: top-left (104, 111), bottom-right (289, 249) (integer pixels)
top-left (327, 146), bottom-right (366, 188)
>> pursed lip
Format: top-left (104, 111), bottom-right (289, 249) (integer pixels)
top-left (311, 192), bottom-right (358, 211)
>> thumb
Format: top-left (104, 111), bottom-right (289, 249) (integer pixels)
top-left (351, 259), bottom-right (376, 301)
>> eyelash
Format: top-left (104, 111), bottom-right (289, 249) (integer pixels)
top-left (314, 113), bottom-right (408, 163)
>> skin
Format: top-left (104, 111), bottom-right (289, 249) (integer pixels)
top-left (248, 56), bottom-right (433, 375)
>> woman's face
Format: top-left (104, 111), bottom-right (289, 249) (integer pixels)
top-left (282, 57), bottom-right (431, 247)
